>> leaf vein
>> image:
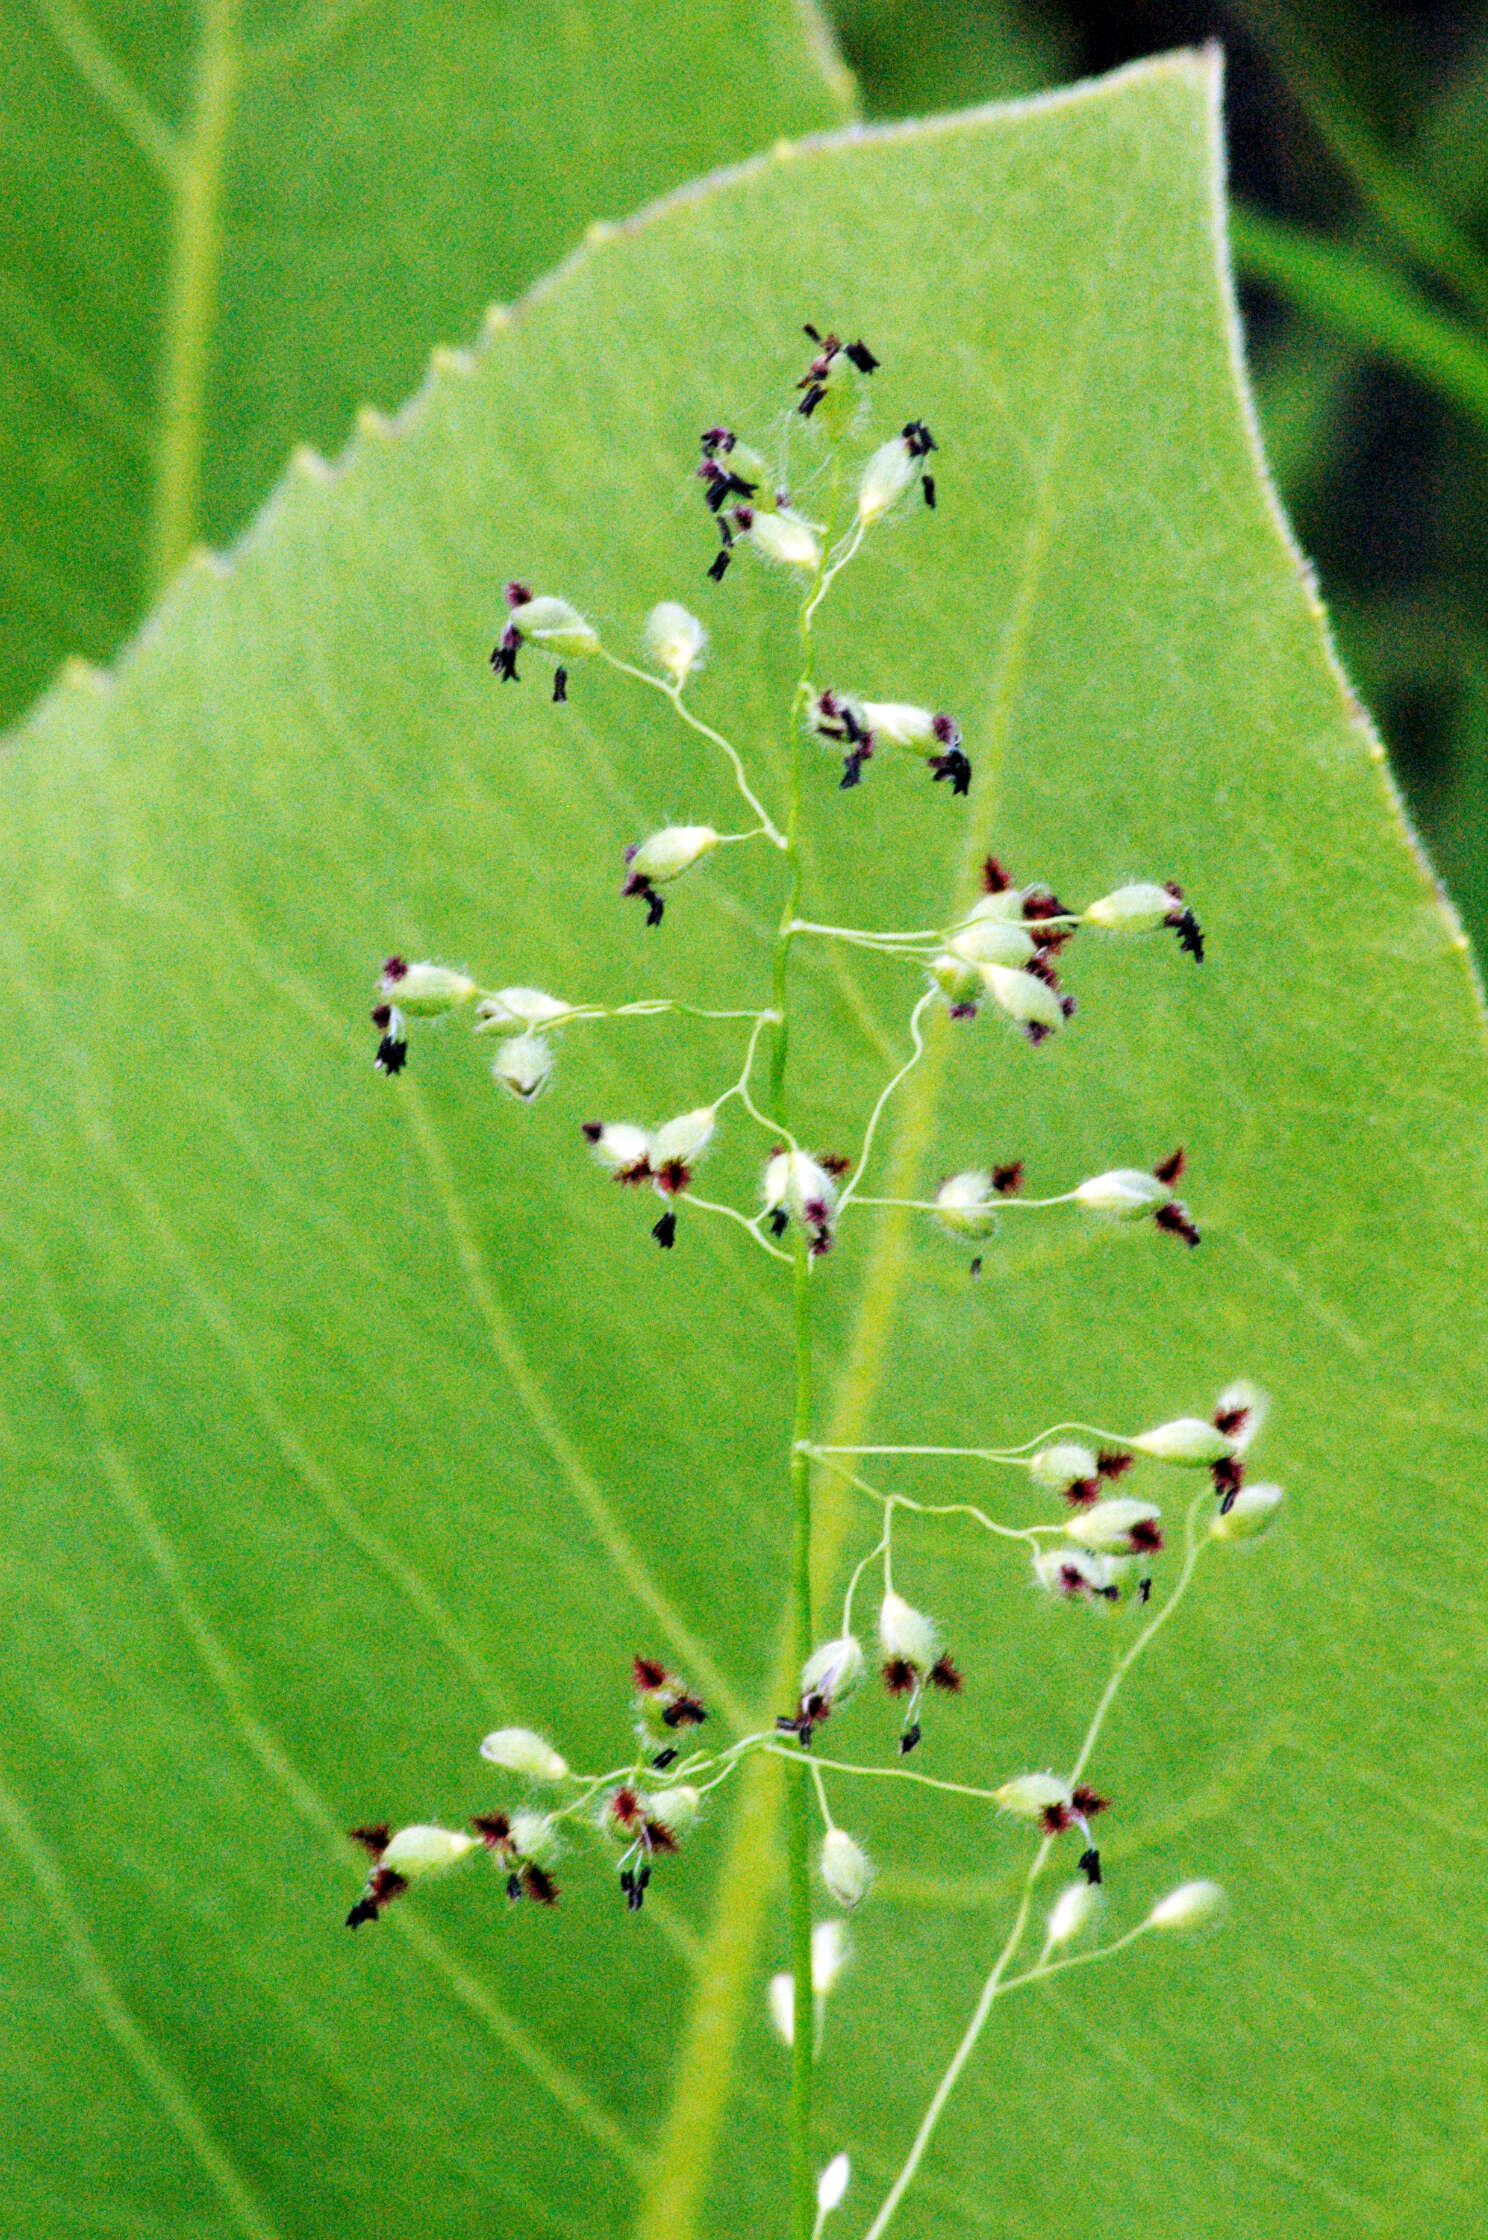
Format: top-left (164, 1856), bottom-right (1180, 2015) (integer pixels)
top-left (399, 1078), bottom-right (755, 1733)
top-left (1, 960), bottom-right (509, 1712)
top-left (30, 0), bottom-right (180, 180)
top-left (22, 1258), bottom-right (646, 2185)
top-left (0, 1762), bottom-right (287, 2240)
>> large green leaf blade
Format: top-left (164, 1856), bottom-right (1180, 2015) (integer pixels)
top-left (3, 52), bottom-right (1485, 2240)
top-left (0, 0), bottom-right (849, 721)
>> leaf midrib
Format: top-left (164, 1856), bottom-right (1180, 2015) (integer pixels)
top-left (29, 0), bottom-right (237, 603)
top-left (149, 0), bottom-right (238, 590)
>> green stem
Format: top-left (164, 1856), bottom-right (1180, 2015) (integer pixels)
top-left (770, 663), bottom-right (809, 1118)
top-left (771, 453), bottom-right (835, 1118)
top-left (787, 1241), bottom-right (815, 2240)
top-left (775, 558), bottom-right (821, 2240)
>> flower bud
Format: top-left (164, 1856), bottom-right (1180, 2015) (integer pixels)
top-left (762, 1148), bottom-right (843, 1256)
top-left (934, 1171), bottom-right (999, 1239)
top-left (650, 1106), bottom-right (717, 1177)
top-left (819, 1828), bottom-right (873, 1911)
top-left (805, 689), bottom-right (967, 790)
top-left (876, 1589), bottom-right (939, 1673)
top-left (767, 1919), bottom-right (851, 2046)
top-left (345, 1820), bottom-right (481, 1926)
top-left (644, 1785), bottom-right (702, 1840)
top-left (1073, 1168), bottom-right (1168, 1219)
top-left (1083, 882), bottom-right (1174, 934)
top-left (1032, 1545), bottom-right (1121, 1601)
top-left (875, 1591), bottom-right (959, 1750)
top-left (856, 420), bottom-right (936, 523)
top-left (625, 824), bottom-right (721, 885)
top-left (781, 1632), bottom-right (866, 1746)
top-left (1045, 1879), bottom-right (1104, 1949)
top-left (994, 1772), bottom-right (1072, 1823)
top-left (582, 1121), bottom-right (653, 1179)
top-left (379, 1824), bottom-right (480, 1879)
top-left (947, 915), bottom-right (1036, 970)
top-left (1214, 1381), bottom-right (1268, 1453)
top-left (859, 701), bottom-right (958, 754)
top-left (491, 1031), bottom-right (554, 1102)
top-left (377, 956), bottom-right (477, 1017)
top-left (1146, 1878), bottom-right (1227, 1932)
top-left (929, 953), bottom-right (983, 1013)
top-left (506, 593), bottom-right (600, 658)
top-left (800, 1634), bottom-right (866, 1714)
top-left (1030, 1443), bottom-right (1100, 1497)
top-left (474, 985), bottom-right (573, 1034)
top-left (1074, 1151), bottom-right (1200, 1247)
top-left (735, 505), bottom-right (822, 572)
top-left (1065, 1497), bottom-right (1163, 1555)
top-left (1084, 880), bottom-right (1204, 961)
top-left (1210, 1481), bottom-right (1284, 1541)
top-left (980, 963), bottom-right (1066, 1041)
top-left (817, 2153), bottom-right (851, 2215)
top-left (507, 1809), bottom-right (561, 1865)
top-left (644, 601), bottom-right (708, 685)
top-left (621, 824), bottom-right (723, 925)
top-left (1131, 1418), bottom-right (1237, 1467)
top-left (479, 1727), bottom-right (569, 1783)
top-left (856, 439), bottom-right (913, 522)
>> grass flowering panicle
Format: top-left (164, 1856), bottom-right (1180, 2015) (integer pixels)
top-left (348, 327), bottom-right (1282, 2240)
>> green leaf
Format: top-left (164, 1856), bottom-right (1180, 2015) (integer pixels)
top-left (0, 0), bottom-right (850, 721)
top-left (1231, 205), bottom-right (1488, 438)
top-left (4, 50), bottom-right (1485, 2240)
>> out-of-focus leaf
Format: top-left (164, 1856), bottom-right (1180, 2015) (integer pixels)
top-left (1230, 0), bottom-right (1488, 323)
top-left (1231, 206), bottom-right (1488, 434)
top-left (0, 0), bottom-right (849, 719)
top-left (827, 0), bottom-right (1067, 115)
top-left (1414, 22), bottom-right (1488, 220)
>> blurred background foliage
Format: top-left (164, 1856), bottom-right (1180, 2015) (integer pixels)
top-left (5, 0), bottom-right (1483, 954)
top-left (0, 0), bottom-right (851, 728)
top-left (832, 0), bottom-right (1488, 950)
